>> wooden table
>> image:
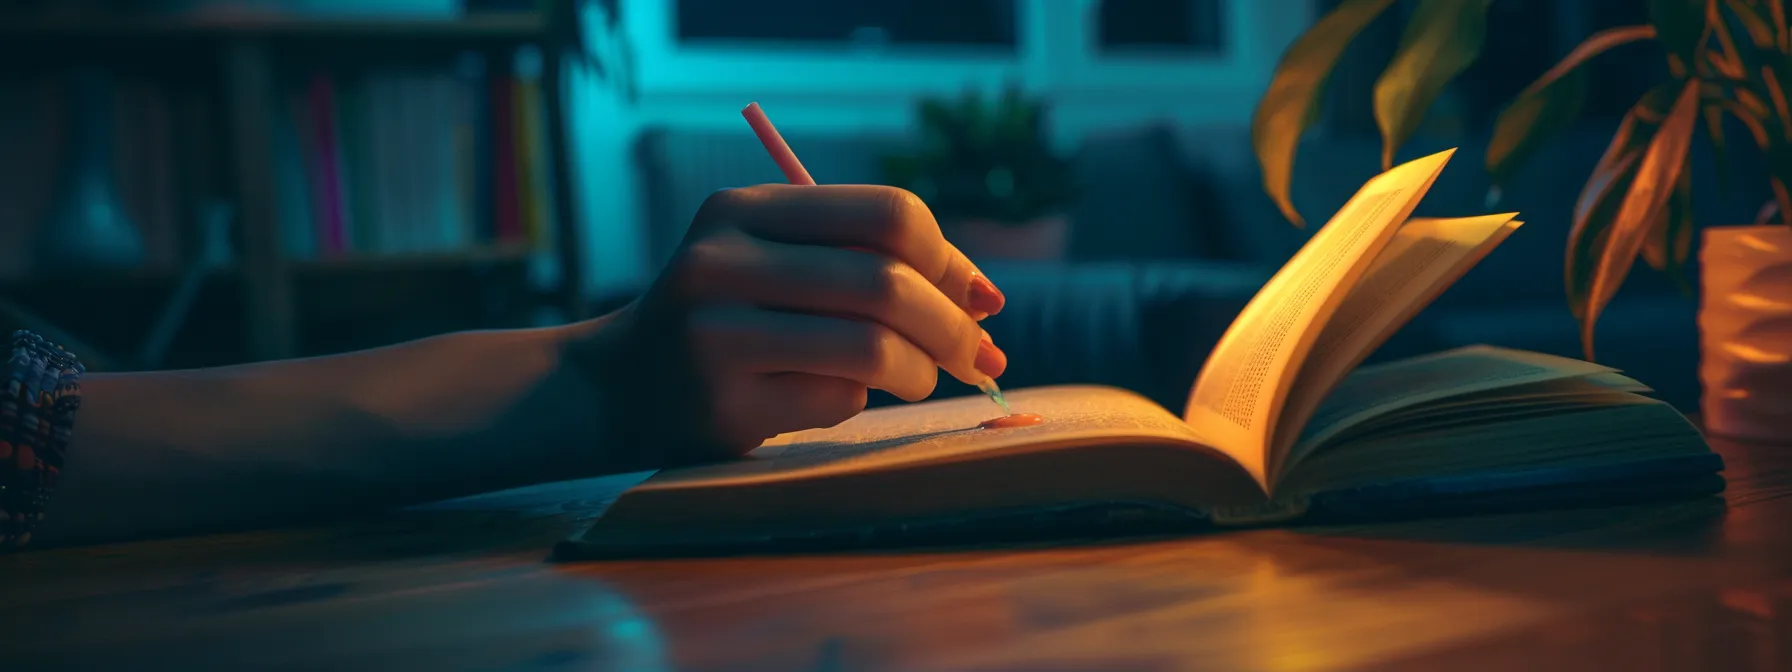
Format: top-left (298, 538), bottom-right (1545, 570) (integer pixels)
top-left (4, 432), bottom-right (1790, 672)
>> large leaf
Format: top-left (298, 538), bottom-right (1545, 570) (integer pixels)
top-left (1725, 0), bottom-right (1778, 49)
top-left (1579, 79), bottom-right (1702, 361)
top-left (1566, 110), bottom-right (1652, 322)
top-left (1486, 25), bottom-right (1657, 194)
top-left (1566, 83), bottom-right (1679, 319)
top-left (1640, 166), bottom-right (1695, 294)
top-left (1252, 0), bottom-right (1400, 228)
top-left (1773, 0), bottom-right (1790, 51)
top-left (1373, 0), bottom-right (1495, 170)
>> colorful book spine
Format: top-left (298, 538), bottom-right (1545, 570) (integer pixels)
top-left (465, 55), bottom-right (496, 245)
top-left (513, 58), bottom-right (553, 249)
top-left (450, 54), bottom-right (483, 250)
top-left (274, 87), bottom-right (317, 260)
top-left (490, 72), bottom-right (522, 243)
top-left (304, 73), bottom-right (347, 256)
top-left (338, 75), bottom-right (379, 254)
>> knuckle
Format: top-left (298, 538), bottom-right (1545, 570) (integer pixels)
top-left (692, 186), bottom-right (769, 230)
top-left (846, 323), bottom-right (900, 380)
top-left (698, 186), bottom-right (760, 215)
top-left (670, 236), bottom-right (727, 294)
top-left (871, 186), bottom-right (929, 246)
top-left (860, 257), bottom-right (914, 312)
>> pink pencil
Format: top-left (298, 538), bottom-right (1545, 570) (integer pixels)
top-left (741, 102), bottom-right (816, 186)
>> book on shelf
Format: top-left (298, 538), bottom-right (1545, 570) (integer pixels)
top-left (271, 47), bottom-right (557, 261)
top-left (554, 149), bottom-right (1724, 560)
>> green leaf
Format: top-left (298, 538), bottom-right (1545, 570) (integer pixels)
top-left (1485, 25), bottom-right (1657, 194)
top-left (1772, 0), bottom-right (1789, 51)
top-left (1566, 82), bottom-right (1678, 325)
top-left (1726, 0), bottom-right (1778, 49)
top-left (1251, 0), bottom-right (1399, 228)
top-left (1580, 79), bottom-right (1702, 362)
top-left (1641, 166), bottom-right (1695, 295)
top-left (1374, 0), bottom-right (1495, 170)
top-left (1566, 115), bottom-right (1649, 323)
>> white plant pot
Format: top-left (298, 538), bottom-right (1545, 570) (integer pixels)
top-left (1699, 224), bottom-right (1792, 441)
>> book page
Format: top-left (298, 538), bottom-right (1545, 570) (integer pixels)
top-left (1182, 149), bottom-right (1455, 489)
top-left (1265, 215), bottom-right (1520, 479)
top-left (635, 386), bottom-right (1205, 492)
top-left (1280, 345), bottom-right (1614, 478)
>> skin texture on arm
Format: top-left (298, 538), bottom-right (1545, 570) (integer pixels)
top-left (35, 321), bottom-right (615, 549)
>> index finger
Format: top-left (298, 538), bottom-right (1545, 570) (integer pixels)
top-left (711, 184), bottom-right (1006, 320)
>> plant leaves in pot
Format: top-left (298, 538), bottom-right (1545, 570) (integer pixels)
top-left (881, 87), bottom-right (1075, 261)
top-left (1251, 0), bottom-right (1792, 441)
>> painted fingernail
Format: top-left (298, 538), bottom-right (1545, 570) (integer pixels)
top-left (975, 332), bottom-right (1007, 379)
top-left (968, 273), bottom-right (1005, 318)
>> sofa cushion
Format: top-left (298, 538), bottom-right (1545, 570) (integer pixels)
top-left (1068, 124), bottom-right (1220, 261)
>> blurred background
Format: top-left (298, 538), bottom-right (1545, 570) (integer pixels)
top-left (0, 0), bottom-right (1735, 410)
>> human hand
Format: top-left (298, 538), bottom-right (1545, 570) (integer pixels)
top-left (570, 184), bottom-right (1007, 465)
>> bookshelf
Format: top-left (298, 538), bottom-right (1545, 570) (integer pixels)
top-left (0, 1), bottom-right (589, 364)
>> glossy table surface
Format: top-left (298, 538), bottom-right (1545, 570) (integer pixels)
top-left (5, 431), bottom-right (1790, 672)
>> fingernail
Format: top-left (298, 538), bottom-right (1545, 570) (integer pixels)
top-left (968, 273), bottom-right (1005, 318)
top-left (975, 332), bottom-right (1007, 379)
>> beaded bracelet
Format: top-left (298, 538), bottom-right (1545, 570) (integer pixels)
top-left (1, 330), bottom-right (85, 550)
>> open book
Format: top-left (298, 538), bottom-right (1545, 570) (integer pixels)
top-left (556, 150), bottom-right (1724, 559)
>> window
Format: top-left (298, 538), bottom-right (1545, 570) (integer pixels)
top-left (674, 0), bottom-right (1019, 52)
top-left (1097, 0), bottom-right (1226, 55)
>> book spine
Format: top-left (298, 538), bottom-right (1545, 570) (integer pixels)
top-left (339, 74), bottom-right (379, 254)
top-left (432, 74), bottom-right (462, 250)
top-left (273, 86), bottom-right (317, 260)
top-left (511, 70), bottom-right (537, 248)
top-left (467, 56), bottom-right (495, 245)
top-left (294, 81), bottom-right (333, 258)
top-left (305, 73), bottom-right (347, 256)
top-left (515, 64), bottom-right (554, 249)
top-left (450, 54), bottom-right (481, 249)
top-left (396, 74), bottom-right (423, 252)
top-left (489, 71), bottom-right (521, 243)
top-left (367, 71), bottom-right (396, 254)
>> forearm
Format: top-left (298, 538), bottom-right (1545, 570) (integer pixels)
top-left (36, 322), bottom-right (613, 548)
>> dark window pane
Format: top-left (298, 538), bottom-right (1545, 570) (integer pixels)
top-left (1098, 0), bottom-right (1226, 54)
top-left (676, 0), bottom-right (1017, 51)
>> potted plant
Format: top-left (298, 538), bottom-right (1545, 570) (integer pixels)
top-left (1251, 0), bottom-right (1792, 440)
top-left (881, 87), bottom-right (1075, 261)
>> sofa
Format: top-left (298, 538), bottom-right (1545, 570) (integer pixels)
top-left (630, 122), bottom-right (1759, 412)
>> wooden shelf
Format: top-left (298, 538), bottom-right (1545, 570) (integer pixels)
top-left (0, 245), bottom-right (535, 286)
top-left (0, 11), bottom-right (549, 44)
top-left (3, 0), bottom-right (587, 362)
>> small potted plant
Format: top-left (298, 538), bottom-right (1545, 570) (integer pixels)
top-left (1252, 0), bottom-right (1792, 440)
top-left (881, 87), bottom-right (1074, 261)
